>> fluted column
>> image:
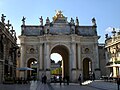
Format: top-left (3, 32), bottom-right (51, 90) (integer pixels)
top-left (44, 42), bottom-right (50, 80)
top-left (3, 44), bottom-right (6, 82)
top-left (71, 42), bottom-right (77, 81)
top-left (71, 42), bottom-right (76, 69)
top-left (94, 43), bottom-right (100, 79)
top-left (44, 43), bottom-right (47, 70)
top-left (77, 43), bottom-right (83, 80)
top-left (20, 44), bottom-right (25, 78)
top-left (77, 43), bottom-right (81, 70)
top-left (38, 43), bottom-right (43, 79)
top-left (0, 62), bottom-right (3, 83)
top-left (95, 43), bottom-right (99, 69)
top-left (39, 44), bottom-right (43, 70)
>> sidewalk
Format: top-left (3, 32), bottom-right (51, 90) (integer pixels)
top-left (50, 80), bottom-right (118, 90)
top-left (88, 80), bottom-right (118, 90)
top-left (0, 80), bottom-right (118, 90)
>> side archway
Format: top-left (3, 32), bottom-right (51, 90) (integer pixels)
top-left (27, 58), bottom-right (37, 79)
top-left (83, 58), bottom-right (92, 81)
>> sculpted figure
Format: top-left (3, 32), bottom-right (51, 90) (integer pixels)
top-left (76, 17), bottom-right (79, 26)
top-left (92, 17), bottom-right (96, 26)
top-left (70, 18), bottom-right (75, 25)
top-left (39, 16), bottom-right (43, 26)
top-left (46, 17), bottom-right (50, 25)
top-left (6, 20), bottom-right (11, 30)
top-left (1, 14), bottom-right (6, 24)
top-left (22, 16), bottom-right (26, 25)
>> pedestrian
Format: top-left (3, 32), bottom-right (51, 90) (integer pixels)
top-left (53, 75), bottom-right (56, 83)
top-left (92, 72), bottom-right (95, 81)
top-left (63, 77), bottom-right (65, 85)
top-left (78, 74), bottom-right (82, 85)
top-left (59, 75), bottom-right (62, 85)
top-left (41, 73), bottom-right (44, 84)
top-left (66, 76), bottom-right (69, 85)
top-left (43, 75), bottom-right (47, 84)
top-left (117, 77), bottom-right (120, 90)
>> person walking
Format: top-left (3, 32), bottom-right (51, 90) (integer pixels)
top-left (78, 74), bottom-right (82, 85)
top-left (92, 72), bottom-right (95, 81)
top-left (41, 73), bottom-right (44, 84)
top-left (66, 76), bottom-right (69, 85)
top-left (59, 75), bottom-right (62, 85)
top-left (43, 75), bottom-right (47, 84)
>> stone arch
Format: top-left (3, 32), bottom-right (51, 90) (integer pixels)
top-left (50, 44), bottom-right (70, 79)
top-left (83, 57), bottom-right (92, 81)
top-left (27, 58), bottom-right (37, 78)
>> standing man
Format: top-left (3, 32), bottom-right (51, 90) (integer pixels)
top-left (43, 75), bottom-right (47, 84)
top-left (41, 73), bottom-right (44, 84)
top-left (59, 75), bottom-right (62, 85)
top-left (78, 74), bottom-right (82, 85)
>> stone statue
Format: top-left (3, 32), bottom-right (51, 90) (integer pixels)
top-left (76, 17), bottom-right (79, 26)
top-left (105, 34), bottom-right (108, 38)
top-left (39, 16), bottom-right (43, 26)
top-left (112, 28), bottom-right (116, 36)
top-left (46, 17), bottom-right (50, 25)
top-left (10, 26), bottom-right (15, 35)
top-left (92, 17), bottom-right (96, 26)
top-left (6, 20), bottom-right (11, 30)
top-left (70, 18), bottom-right (75, 25)
top-left (1, 14), bottom-right (6, 24)
top-left (22, 16), bottom-right (26, 25)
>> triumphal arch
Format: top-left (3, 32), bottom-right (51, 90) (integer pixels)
top-left (18, 11), bottom-right (100, 82)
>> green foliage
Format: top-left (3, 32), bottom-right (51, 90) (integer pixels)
top-left (51, 68), bottom-right (62, 75)
top-left (115, 60), bottom-right (120, 64)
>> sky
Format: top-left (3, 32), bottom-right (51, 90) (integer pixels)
top-left (0, 0), bottom-right (120, 62)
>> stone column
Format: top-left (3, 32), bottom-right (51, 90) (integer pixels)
top-left (3, 44), bottom-right (6, 82)
top-left (38, 43), bottom-right (43, 80)
top-left (94, 43), bottom-right (100, 79)
top-left (77, 43), bottom-right (81, 70)
top-left (71, 42), bottom-right (77, 82)
top-left (44, 42), bottom-right (50, 81)
top-left (0, 61), bottom-right (3, 83)
top-left (77, 43), bottom-right (82, 79)
top-left (20, 44), bottom-right (25, 78)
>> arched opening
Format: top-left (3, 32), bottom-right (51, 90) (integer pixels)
top-left (83, 58), bottom-right (92, 81)
top-left (27, 58), bottom-right (37, 79)
top-left (50, 45), bottom-right (69, 80)
top-left (50, 53), bottom-right (62, 81)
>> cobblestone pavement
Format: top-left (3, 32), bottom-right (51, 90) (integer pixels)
top-left (0, 80), bottom-right (118, 90)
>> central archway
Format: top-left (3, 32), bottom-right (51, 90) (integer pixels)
top-left (50, 45), bottom-right (69, 79)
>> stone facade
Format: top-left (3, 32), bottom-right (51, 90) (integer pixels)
top-left (105, 28), bottom-right (120, 77)
top-left (0, 14), bottom-right (17, 83)
top-left (19, 11), bottom-right (101, 82)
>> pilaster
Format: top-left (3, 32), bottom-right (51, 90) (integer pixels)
top-left (44, 42), bottom-right (50, 80)
top-left (20, 44), bottom-right (25, 77)
top-left (94, 43), bottom-right (100, 79)
top-left (38, 43), bottom-right (43, 79)
top-left (71, 42), bottom-right (77, 82)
